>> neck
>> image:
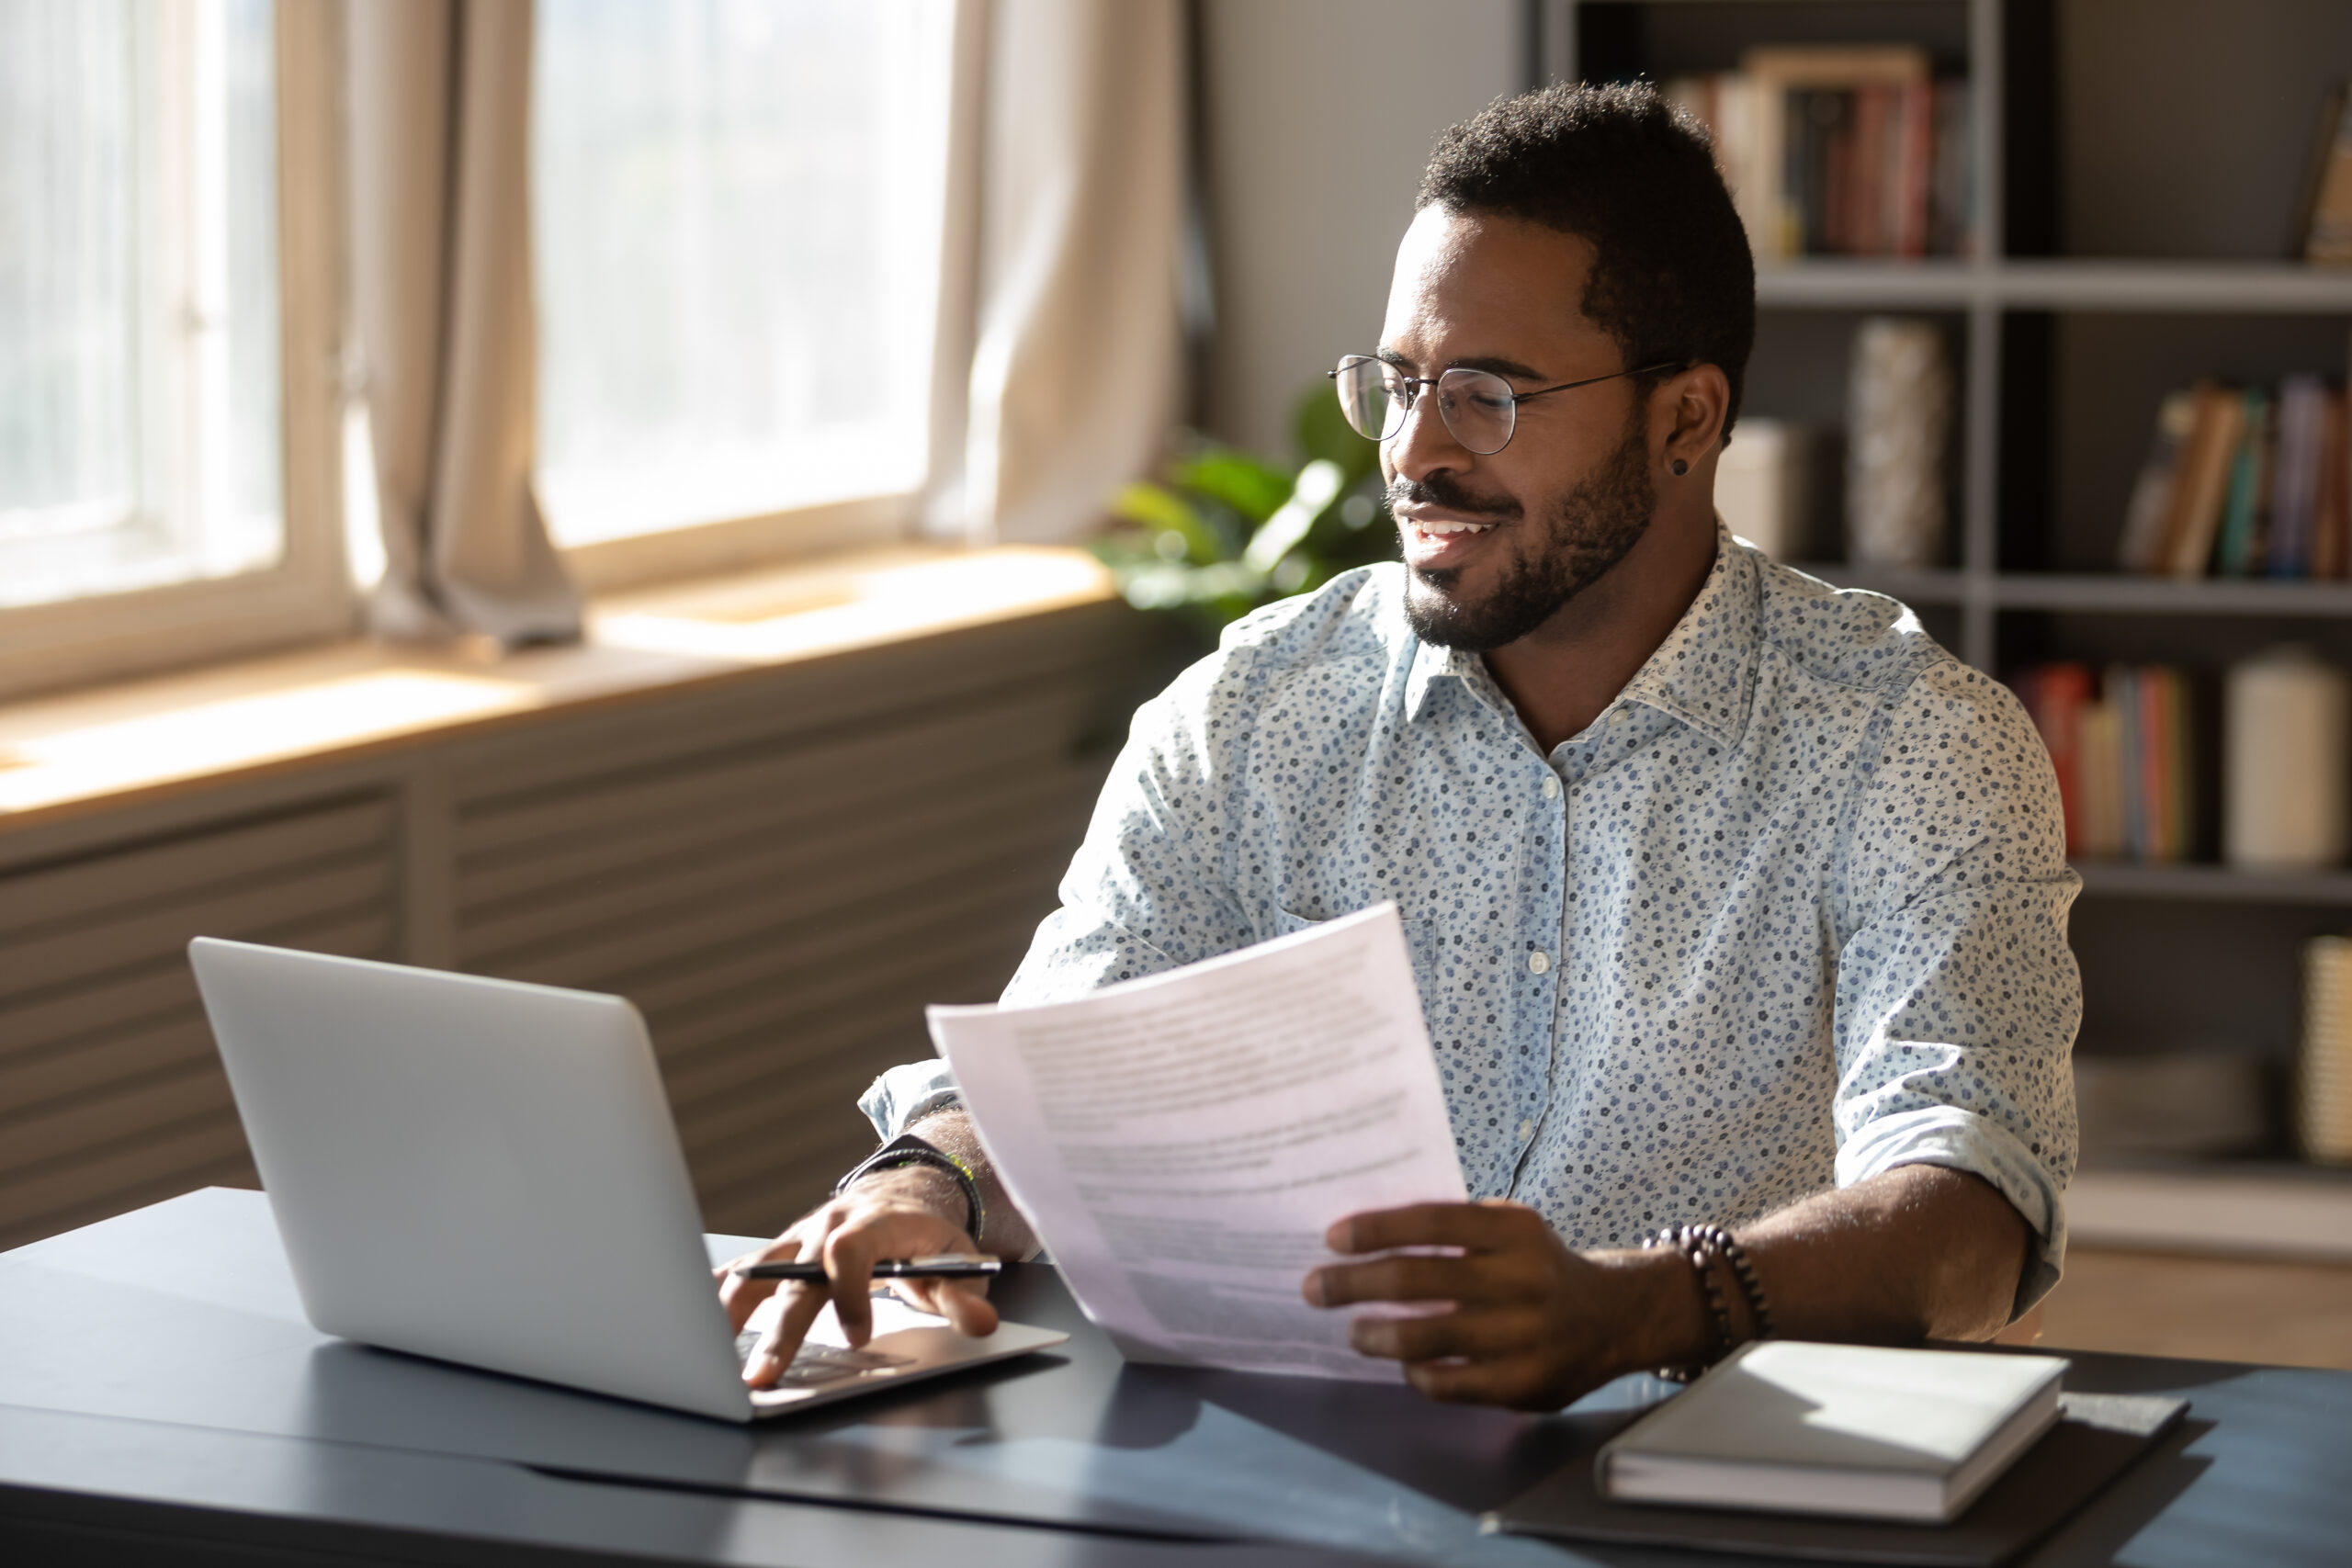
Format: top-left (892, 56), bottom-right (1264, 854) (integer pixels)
top-left (1479, 499), bottom-right (1719, 754)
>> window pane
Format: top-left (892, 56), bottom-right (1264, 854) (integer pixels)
top-left (532, 0), bottom-right (953, 547)
top-left (0, 0), bottom-right (282, 610)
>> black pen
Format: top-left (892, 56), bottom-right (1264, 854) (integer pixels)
top-left (731, 1253), bottom-right (1001, 1281)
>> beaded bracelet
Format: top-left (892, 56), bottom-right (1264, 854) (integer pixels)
top-left (1645, 1226), bottom-right (1730, 1381)
top-left (1698, 1224), bottom-right (1777, 1341)
top-left (1645, 1223), bottom-right (1776, 1381)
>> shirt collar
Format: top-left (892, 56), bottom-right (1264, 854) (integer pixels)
top-left (1404, 518), bottom-right (1760, 750)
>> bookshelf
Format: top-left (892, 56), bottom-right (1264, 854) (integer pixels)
top-left (1546, 0), bottom-right (2352, 1185)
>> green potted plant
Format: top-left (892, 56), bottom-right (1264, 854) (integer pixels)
top-left (1093, 380), bottom-right (1397, 641)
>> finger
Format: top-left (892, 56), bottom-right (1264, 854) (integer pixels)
top-left (821, 1225), bottom-right (899, 1347)
top-left (720, 1213), bottom-right (842, 1329)
top-left (917, 1276), bottom-right (999, 1337)
top-left (1306, 1252), bottom-right (1531, 1309)
top-left (1324, 1201), bottom-right (1545, 1257)
top-left (1402, 1352), bottom-right (1556, 1409)
top-left (745, 1280), bottom-right (832, 1388)
top-left (1347, 1305), bottom-right (1544, 1364)
top-left (742, 1227), bottom-right (830, 1387)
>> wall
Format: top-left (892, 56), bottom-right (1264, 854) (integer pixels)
top-left (1197, 0), bottom-right (1523, 460)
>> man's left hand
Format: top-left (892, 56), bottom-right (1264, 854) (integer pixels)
top-left (1303, 1199), bottom-right (1661, 1410)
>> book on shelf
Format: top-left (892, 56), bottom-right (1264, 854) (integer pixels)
top-left (2115, 376), bottom-right (2352, 580)
top-left (2296, 83), bottom-right (2352, 265)
top-left (2015, 662), bottom-right (2192, 863)
top-left (1663, 46), bottom-right (1972, 262)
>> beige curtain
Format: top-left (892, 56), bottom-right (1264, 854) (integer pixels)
top-left (933, 0), bottom-right (1188, 547)
top-left (347, 0), bottom-right (581, 644)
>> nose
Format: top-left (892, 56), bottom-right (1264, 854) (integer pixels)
top-left (1384, 378), bottom-right (1474, 488)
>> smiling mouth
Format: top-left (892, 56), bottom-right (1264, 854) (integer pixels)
top-left (1412, 519), bottom-right (1497, 536)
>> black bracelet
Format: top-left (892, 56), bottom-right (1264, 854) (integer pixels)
top-left (1699, 1224), bottom-right (1776, 1342)
top-left (835, 1133), bottom-right (986, 1244)
top-left (1645, 1224), bottom-right (1777, 1382)
top-left (1645, 1225), bottom-right (1731, 1382)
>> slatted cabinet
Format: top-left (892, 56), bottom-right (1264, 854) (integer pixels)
top-left (0, 598), bottom-right (1178, 1248)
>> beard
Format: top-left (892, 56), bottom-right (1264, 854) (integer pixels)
top-left (1397, 412), bottom-right (1657, 652)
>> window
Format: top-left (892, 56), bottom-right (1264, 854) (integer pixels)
top-left (0, 0), bottom-right (345, 702)
top-left (530, 0), bottom-right (957, 570)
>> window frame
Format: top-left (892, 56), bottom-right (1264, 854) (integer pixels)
top-left (527, 0), bottom-right (976, 595)
top-left (0, 1), bottom-right (350, 706)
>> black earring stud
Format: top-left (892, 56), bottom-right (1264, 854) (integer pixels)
top-left (1670, 457), bottom-right (1689, 477)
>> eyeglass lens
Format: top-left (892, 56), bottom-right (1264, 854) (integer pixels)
top-left (1332, 357), bottom-right (1519, 456)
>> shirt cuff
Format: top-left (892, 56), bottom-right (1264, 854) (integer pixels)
top-left (858, 1059), bottom-right (962, 1141)
top-left (1835, 1104), bottom-right (2069, 1318)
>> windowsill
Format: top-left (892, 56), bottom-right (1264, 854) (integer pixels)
top-left (0, 544), bottom-right (1116, 835)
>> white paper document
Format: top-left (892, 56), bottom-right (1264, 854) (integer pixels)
top-left (927, 903), bottom-right (1466, 1381)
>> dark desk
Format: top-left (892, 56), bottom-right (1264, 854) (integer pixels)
top-left (3, 1189), bottom-right (2347, 1566)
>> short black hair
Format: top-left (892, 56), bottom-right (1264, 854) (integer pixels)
top-left (1418, 81), bottom-right (1755, 440)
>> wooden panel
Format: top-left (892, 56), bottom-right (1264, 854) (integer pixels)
top-left (0, 908), bottom-right (390, 1066)
top-left (452, 683), bottom-right (1087, 886)
top-left (444, 597), bottom-right (1141, 805)
top-left (0, 796), bottom-right (390, 941)
top-left (0, 858), bottom-right (391, 1002)
top-left (0, 797), bottom-right (399, 1249)
top-left (458, 773), bottom-right (1091, 980)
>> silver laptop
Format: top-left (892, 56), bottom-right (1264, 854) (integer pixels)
top-left (187, 938), bottom-right (1065, 1423)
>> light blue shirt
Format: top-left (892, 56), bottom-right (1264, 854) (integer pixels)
top-left (866, 527), bottom-right (2082, 1310)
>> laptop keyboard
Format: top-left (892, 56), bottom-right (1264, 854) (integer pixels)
top-left (735, 1330), bottom-right (915, 1388)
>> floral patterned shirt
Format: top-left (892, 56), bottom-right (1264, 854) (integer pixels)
top-left (865, 525), bottom-right (2082, 1309)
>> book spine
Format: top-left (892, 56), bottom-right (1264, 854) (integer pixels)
top-left (2112, 666), bottom-right (2144, 860)
top-left (2271, 376), bottom-right (2323, 578)
top-left (2117, 390), bottom-right (2196, 573)
top-left (2137, 668), bottom-right (2169, 862)
top-left (1856, 84), bottom-right (1888, 255)
top-left (2216, 389), bottom-right (2267, 577)
top-left (2316, 386), bottom-right (2350, 580)
top-left (2079, 696), bottom-right (2121, 859)
top-left (2164, 670), bottom-right (2192, 862)
top-left (1902, 79), bottom-right (1932, 258)
top-left (2164, 384), bottom-right (2244, 580)
top-left (2247, 387), bottom-right (2278, 575)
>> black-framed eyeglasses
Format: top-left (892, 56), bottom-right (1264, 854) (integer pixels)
top-left (1329, 355), bottom-right (1688, 456)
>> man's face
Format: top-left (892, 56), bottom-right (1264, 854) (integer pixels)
top-left (1378, 206), bottom-right (1657, 651)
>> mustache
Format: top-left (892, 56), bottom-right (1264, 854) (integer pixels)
top-left (1386, 472), bottom-right (1522, 522)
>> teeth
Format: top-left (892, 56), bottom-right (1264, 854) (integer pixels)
top-left (1418, 521), bottom-right (1494, 536)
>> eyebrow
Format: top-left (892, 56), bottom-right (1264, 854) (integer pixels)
top-left (1374, 347), bottom-right (1552, 382)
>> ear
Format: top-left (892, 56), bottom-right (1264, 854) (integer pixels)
top-left (1653, 364), bottom-right (1731, 478)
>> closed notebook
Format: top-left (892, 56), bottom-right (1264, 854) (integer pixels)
top-left (1597, 1341), bottom-right (2067, 1525)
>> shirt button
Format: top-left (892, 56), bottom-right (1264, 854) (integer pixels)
top-left (1517, 1119), bottom-right (1535, 1143)
top-left (1528, 950), bottom-right (1551, 975)
top-left (1541, 773), bottom-right (1559, 799)
top-left (1609, 707), bottom-right (1628, 726)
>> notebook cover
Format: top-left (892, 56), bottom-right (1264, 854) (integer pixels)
top-left (1483, 1392), bottom-right (2187, 1568)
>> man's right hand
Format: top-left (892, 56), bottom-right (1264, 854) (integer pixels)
top-left (716, 1166), bottom-right (999, 1389)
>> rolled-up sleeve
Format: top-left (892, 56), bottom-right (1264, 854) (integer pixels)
top-left (1830, 661), bottom-right (2083, 1314)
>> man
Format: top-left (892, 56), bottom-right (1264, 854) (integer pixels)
top-left (723, 83), bottom-right (2080, 1411)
